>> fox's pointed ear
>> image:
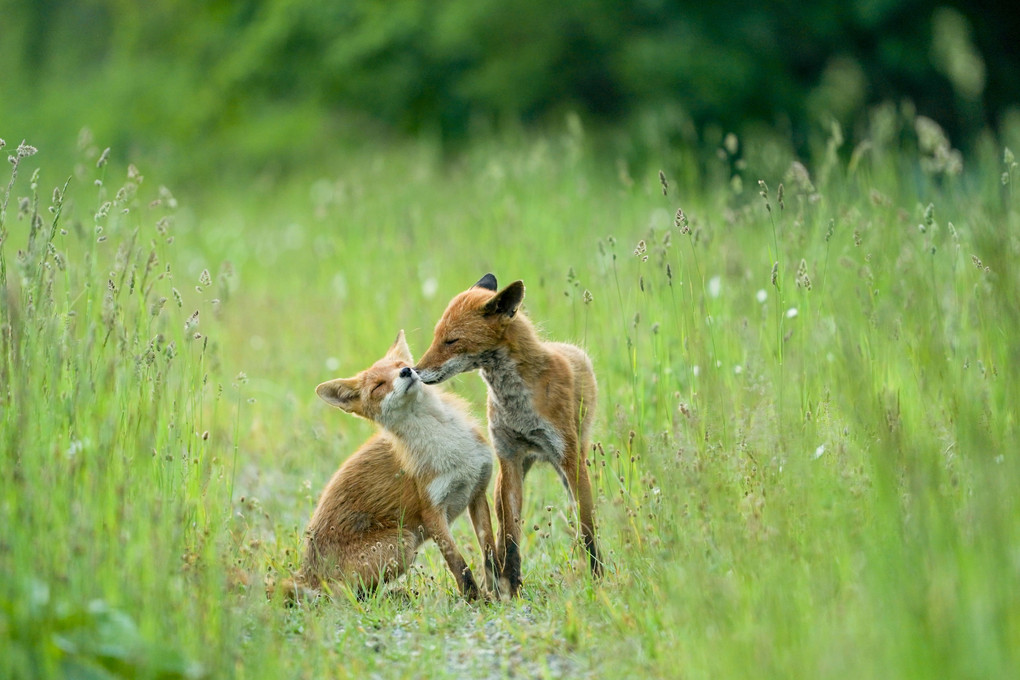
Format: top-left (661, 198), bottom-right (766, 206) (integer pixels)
top-left (316, 377), bottom-right (361, 413)
top-left (483, 280), bottom-right (525, 318)
top-left (473, 273), bottom-right (498, 291)
top-left (385, 329), bottom-right (414, 363)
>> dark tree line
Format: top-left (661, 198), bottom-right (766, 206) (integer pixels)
top-left (2, 0), bottom-right (1015, 152)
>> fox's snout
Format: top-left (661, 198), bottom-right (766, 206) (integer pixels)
top-left (399, 366), bottom-right (422, 385)
top-left (395, 366), bottom-right (423, 395)
top-left (416, 352), bottom-right (477, 386)
top-left (414, 366), bottom-right (443, 385)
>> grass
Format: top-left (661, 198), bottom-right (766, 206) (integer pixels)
top-left (1, 109), bottom-right (1018, 679)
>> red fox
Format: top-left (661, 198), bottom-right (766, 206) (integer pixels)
top-left (415, 274), bottom-right (602, 596)
top-left (299, 330), bottom-right (498, 600)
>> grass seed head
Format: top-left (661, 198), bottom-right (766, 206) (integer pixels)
top-left (150, 297), bottom-right (167, 316)
top-left (17, 141), bottom-right (38, 158)
top-left (796, 259), bottom-right (812, 290)
top-left (659, 170), bottom-right (668, 195)
top-left (675, 208), bottom-right (690, 234)
top-left (758, 180), bottom-right (771, 212)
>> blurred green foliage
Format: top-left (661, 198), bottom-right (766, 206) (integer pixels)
top-left (1, 0), bottom-right (1016, 171)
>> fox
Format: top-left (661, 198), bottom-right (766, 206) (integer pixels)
top-left (414, 274), bottom-right (602, 596)
top-left (297, 330), bottom-right (499, 600)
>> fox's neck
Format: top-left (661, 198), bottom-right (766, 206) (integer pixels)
top-left (379, 390), bottom-right (482, 483)
top-left (378, 390), bottom-right (453, 455)
top-left (478, 314), bottom-right (549, 396)
top-left (480, 313), bottom-right (547, 379)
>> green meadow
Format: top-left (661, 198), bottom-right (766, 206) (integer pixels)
top-left (2, 110), bottom-right (1018, 678)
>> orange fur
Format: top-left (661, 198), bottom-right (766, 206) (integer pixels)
top-left (416, 275), bottom-right (602, 596)
top-left (297, 331), bottom-right (498, 600)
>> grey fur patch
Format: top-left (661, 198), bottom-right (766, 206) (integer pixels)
top-left (440, 479), bottom-right (470, 520)
top-left (479, 349), bottom-right (565, 463)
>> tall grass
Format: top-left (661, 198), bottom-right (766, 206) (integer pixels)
top-left (1, 138), bottom-right (238, 677)
top-left (2, 107), bottom-right (1018, 679)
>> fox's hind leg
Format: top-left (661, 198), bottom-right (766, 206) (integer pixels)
top-left (335, 529), bottom-right (420, 595)
top-left (494, 457), bottom-right (525, 597)
top-left (468, 488), bottom-right (500, 598)
top-left (558, 433), bottom-right (603, 579)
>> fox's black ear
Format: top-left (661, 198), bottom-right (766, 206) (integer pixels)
top-left (473, 273), bottom-right (498, 291)
top-left (484, 280), bottom-right (525, 318)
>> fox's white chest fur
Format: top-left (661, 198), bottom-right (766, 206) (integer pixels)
top-left (380, 387), bottom-right (492, 519)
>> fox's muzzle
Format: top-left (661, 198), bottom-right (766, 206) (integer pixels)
top-left (415, 367), bottom-right (444, 385)
top-left (416, 351), bottom-right (482, 385)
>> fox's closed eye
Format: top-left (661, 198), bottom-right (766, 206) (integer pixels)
top-left (371, 381), bottom-right (386, 394)
top-left (444, 338), bottom-right (459, 346)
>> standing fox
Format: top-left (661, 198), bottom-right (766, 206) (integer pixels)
top-left (300, 330), bottom-right (498, 600)
top-left (415, 274), bottom-right (602, 596)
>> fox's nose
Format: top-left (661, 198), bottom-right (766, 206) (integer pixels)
top-left (399, 367), bottom-right (412, 379)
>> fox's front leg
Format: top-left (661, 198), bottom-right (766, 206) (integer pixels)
top-left (468, 488), bottom-right (500, 598)
top-left (421, 506), bottom-right (481, 600)
top-left (494, 457), bottom-right (525, 597)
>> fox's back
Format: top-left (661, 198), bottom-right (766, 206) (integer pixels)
top-left (546, 341), bottom-right (596, 402)
top-left (307, 433), bottom-right (424, 542)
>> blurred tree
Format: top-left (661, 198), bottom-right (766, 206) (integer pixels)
top-left (1, 0), bottom-right (1015, 159)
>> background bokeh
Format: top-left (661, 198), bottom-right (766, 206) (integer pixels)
top-left (3, 3), bottom-right (1019, 679)
top-left (2, 0), bottom-right (1016, 177)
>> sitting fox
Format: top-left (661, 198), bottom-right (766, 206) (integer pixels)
top-left (415, 274), bottom-right (602, 596)
top-left (299, 331), bottom-right (498, 600)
